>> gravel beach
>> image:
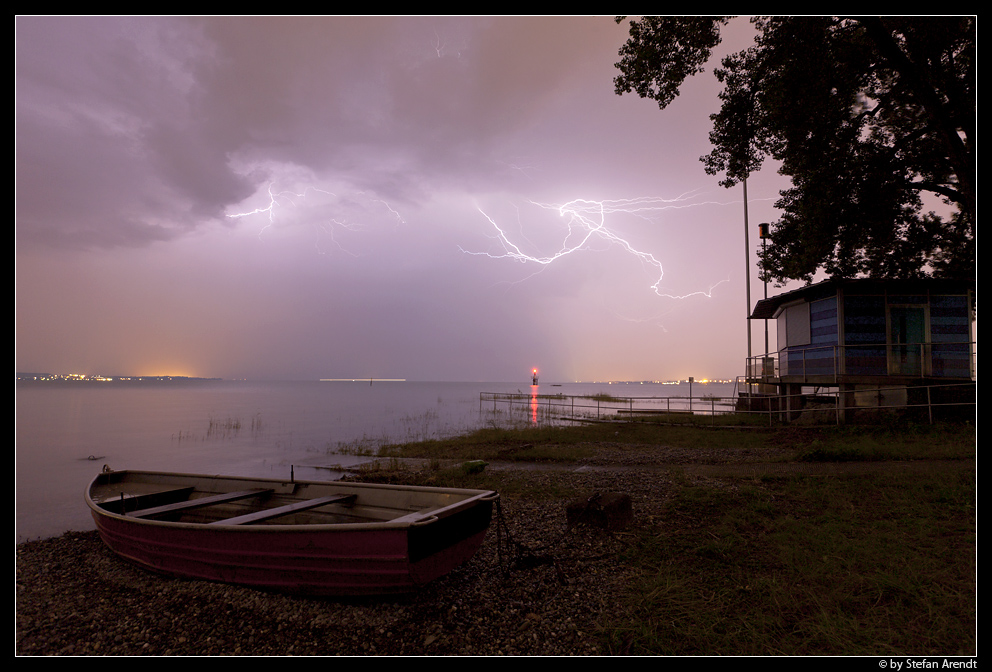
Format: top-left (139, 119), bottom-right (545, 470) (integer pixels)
top-left (16, 463), bottom-right (686, 656)
top-left (20, 437), bottom-right (967, 656)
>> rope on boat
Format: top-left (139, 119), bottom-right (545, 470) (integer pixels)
top-left (493, 497), bottom-right (551, 575)
top-left (493, 492), bottom-right (607, 578)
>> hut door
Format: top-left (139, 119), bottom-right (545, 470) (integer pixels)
top-left (888, 305), bottom-right (928, 376)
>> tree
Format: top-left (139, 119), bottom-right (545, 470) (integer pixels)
top-left (614, 16), bottom-right (975, 285)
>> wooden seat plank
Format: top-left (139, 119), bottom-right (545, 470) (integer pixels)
top-left (129, 489), bottom-right (273, 519)
top-left (210, 494), bottom-right (357, 526)
top-left (97, 486), bottom-right (196, 515)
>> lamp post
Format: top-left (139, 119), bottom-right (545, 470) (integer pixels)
top-left (759, 222), bottom-right (770, 357)
top-left (743, 179), bottom-right (752, 369)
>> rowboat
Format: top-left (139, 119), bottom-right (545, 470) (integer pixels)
top-left (86, 468), bottom-right (498, 596)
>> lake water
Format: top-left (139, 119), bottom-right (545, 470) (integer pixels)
top-left (15, 379), bottom-right (736, 541)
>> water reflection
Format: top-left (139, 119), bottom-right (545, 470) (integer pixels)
top-left (531, 384), bottom-right (539, 424)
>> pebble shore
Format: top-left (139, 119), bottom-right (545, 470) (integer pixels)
top-left (17, 461), bottom-right (692, 656)
top-left (18, 439), bottom-right (972, 656)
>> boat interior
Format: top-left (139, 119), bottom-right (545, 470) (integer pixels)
top-left (89, 471), bottom-right (477, 527)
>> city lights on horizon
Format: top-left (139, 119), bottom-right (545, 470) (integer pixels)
top-left (15, 372), bottom-right (216, 383)
top-left (17, 370), bottom-right (736, 385)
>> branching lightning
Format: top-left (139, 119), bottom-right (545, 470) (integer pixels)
top-left (461, 194), bottom-right (733, 300)
top-left (227, 183), bottom-right (334, 240)
top-left (227, 182), bottom-right (404, 255)
top-left (314, 218), bottom-right (362, 257)
top-left (357, 191), bottom-right (405, 226)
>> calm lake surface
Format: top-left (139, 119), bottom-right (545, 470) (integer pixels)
top-left (16, 379), bottom-right (736, 541)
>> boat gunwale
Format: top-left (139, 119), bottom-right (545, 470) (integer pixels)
top-left (86, 469), bottom-right (498, 533)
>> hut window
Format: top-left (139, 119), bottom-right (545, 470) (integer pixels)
top-left (778, 302), bottom-right (811, 348)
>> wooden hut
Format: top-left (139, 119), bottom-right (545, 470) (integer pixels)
top-left (745, 278), bottom-right (974, 420)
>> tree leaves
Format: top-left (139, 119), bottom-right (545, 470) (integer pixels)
top-left (613, 16), bottom-right (730, 109)
top-left (614, 16), bottom-right (975, 285)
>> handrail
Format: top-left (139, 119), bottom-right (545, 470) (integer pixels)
top-left (480, 390), bottom-right (741, 423)
top-left (743, 341), bottom-right (975, 383)
top-left (481, 379), bottom-right (975, 427)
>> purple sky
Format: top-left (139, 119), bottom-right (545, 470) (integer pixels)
top-left (16, 16), bottom-right (797, 383)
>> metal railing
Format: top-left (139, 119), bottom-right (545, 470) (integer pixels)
top-left (736, 381), bottom-right (976, 425)
top-left (745, 341), bottom-right (975, 383)
top-left (480, 391), bottom-right (743, 426)
top-left (482, 379), bottom-right (975, 427)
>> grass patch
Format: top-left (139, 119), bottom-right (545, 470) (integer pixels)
top-left (377, 423), bottom-right (624, 463)
top-left (344, 459), bottom-right (583, 501)
top-left (622, 411), bottom-right (773, 428)
top-left (377, 420), bottom-right (974, 464)
top-left (792, 422), bottom-right (976, 462)
top-left (603, 466), bottom-right (976, 655)
top-left (401, 421), bottom-right (791, 458)
top-left (584, 392), bottom-right (624, 402)
top-left (366, 420), bottom-right (975, 654)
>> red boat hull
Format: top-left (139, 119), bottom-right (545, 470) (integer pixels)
top-left (87, 471), bottom-right (496, 596)
top-left (92, 512), bottom-right (490, 595)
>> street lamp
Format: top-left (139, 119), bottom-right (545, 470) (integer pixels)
top-left (758, 222), bottom-right (770, 356)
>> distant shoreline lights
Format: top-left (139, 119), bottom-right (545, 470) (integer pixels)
top-left (319, 378), bottom-right (407, 382)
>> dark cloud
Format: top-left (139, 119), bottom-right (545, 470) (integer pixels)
top-left (16, 16), bottom-right (250, 248)
top-left (16, 16), bottom-right (789, 382)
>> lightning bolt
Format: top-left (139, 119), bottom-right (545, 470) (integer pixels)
top-left (356, 191), bottom-right (404, 226)
top-left (227, 182), bottom-right (405, 254)
top-left (314, 218), bottom-right (362, 257)
top-left (461, 194), bottom-right (732, 300)
top-left (227, 183), bottom-right (334, 240)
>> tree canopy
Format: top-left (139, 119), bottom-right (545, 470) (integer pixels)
top-left (614, 16), bottom-right (975, 285)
